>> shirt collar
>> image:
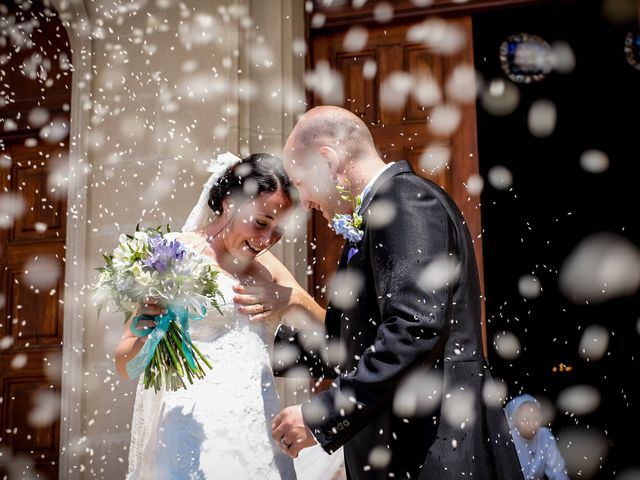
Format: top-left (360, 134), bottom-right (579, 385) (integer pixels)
top-left (357, 162), bottom-right (395, 215)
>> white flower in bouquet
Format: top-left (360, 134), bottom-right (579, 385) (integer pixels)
top-left (93, 225), bottom-right (224, 392)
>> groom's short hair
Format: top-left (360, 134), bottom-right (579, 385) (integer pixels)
top-left (292, 106), bottom-right (376, 161)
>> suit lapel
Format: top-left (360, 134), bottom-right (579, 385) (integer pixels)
top-left (325, 162), bottom-right (412, 338)
top-left (359, 161), bottom-right (412, 215)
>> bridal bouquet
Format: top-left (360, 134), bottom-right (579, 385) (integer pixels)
top-left (93, 225), bottom-right (224, 392)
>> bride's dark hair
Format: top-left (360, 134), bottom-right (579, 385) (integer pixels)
top-left (208, 153), bottom-right (297, 215)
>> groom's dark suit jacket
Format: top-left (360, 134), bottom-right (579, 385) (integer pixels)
top-left (275, 162), bottom-right (523, 480)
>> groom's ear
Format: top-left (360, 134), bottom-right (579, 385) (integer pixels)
top-left (319, 146), bottom-right (340, 181)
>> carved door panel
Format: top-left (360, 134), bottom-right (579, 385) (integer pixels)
top-left (0, 143), bottom-right (67, 480)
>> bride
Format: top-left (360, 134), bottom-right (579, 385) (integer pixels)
top-left (115, 152), bottom-right (327, 479)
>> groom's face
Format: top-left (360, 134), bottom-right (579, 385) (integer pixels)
top-left (283, 148), bottom-right (340, 222)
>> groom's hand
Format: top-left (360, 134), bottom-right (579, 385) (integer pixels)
top-left (271, 404), bottom-right (317, 458)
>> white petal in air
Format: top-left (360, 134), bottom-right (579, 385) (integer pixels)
top-left (407, 18), bottom-right (466, 54)
top-left (488, 165), bottom-right (513, 190)
top-left (393, 369), bottom-right (442, 417)
top-left (615, 468), bottom-right (640, 480)
top-left (305, 60), bottom-right (344, 105)
top-left (419, 144), bottom-right (450, 175)
top-left (343, 26), bottom-right (369, 52)
top-left (557, 428), bottom-right (608, 478)
top-left (0, 193), bottom-right (26, 228)
top-left (0, 335), bottom-right (13, 350)
top-left (28, 391), bottom-right (61, 428)
top-left (380, 72), bottom-right (413, 111)
top-left (481, 79), bottom-right (520, 116)
top-left (482, 377), bottom-right (508, 408)
top-left (550, 41), bottom-right (576, 74)
top-left (366, 199), bottom-right (397, 229)
top-left (40, 118), bottom-right (69, 143)
top-left (28, 107), bottom-right (50, 128)
top-left (329, 270), bottom-right (364, 310)
top-left (23, 255), bottom-right (61, 289)
top-left (178, 13), bottom-right (219, 48)
top-left (578, 325), bottom-right (609, 361)
top-left (466, 174), bottom-right (484, 196)
top-left (557, 384), bottom-right (601, 416)
top-left (518, 274), bottom-right (542, 299)
top-left (446, 64), bottom-right (477, 104)
top-left (428, 104), bottom-right (461, 136)
top-left (362, 59), bottom-right (377, 79)
top-left (580, 149), bottom-right (609, 173)
top-left (12, 353), bottom-right (28, 369)
top-left (373, 2), bottom-right (394, 23)
top-left (493, 331), bottom-right (521, 360)
top-left (413, 75), bottom-right (441, 107)
top-left (528, 99), bottom-right (557, 137)
top-left (368, 446), bottom-right (392, 469)
top-left (442, 389), bottom-right (475, 428)
top-left (559, 233), bottom-right (640, 303)
top-left (417, 255), bottom-right (461, 291)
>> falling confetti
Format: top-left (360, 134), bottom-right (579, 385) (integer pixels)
top-left (580, 149), bottom-right (610, 173)
top-left (517, 274), bottom-right (541, 299)
top-left (493, 330), bottom-right (521, 360)
top-left (559, 232), bottom-right (640, 304)
top-left (480, 78), bottom-right (520, 116)
top-left (528, 99), bottom-right (557, 137)
top-left (578, 325), bottom-right (609, 361)
top-left (487, 165), bottom-right (513, 190)
top-left (557, 384), bottom-right (601, 416)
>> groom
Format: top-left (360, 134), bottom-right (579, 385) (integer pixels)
top-left (271, 106), bottom-right (523, 479)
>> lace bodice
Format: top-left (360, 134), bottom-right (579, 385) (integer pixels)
top-left (126, 237), bottom-right (295, 479)
top-left (188, 270), bottom-right (279, 347)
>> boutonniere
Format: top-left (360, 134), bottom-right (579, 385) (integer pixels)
top-left (331, 180), bottom-right (364, 246)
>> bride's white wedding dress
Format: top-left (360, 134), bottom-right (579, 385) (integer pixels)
top-left (126, 255), bottom-right (296, 479)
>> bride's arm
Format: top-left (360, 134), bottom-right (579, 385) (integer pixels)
top-left (237, 250), bottom-right (326, 325)
top-left (115, 316), bottom-right (145, 379)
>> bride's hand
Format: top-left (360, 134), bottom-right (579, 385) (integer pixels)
top-left (233, 282), bottom-right (293, 322)
top-left (132, 296), bottom-right (167, 336)
top-left (138, 295), bottom-right (167, 318)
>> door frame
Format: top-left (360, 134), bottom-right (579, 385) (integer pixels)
top-left (49, 1), bottom-right (92, 478)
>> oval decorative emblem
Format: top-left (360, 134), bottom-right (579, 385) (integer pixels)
top-left (624, 26), bottom-right (640, 71)
top-left (500, 33), bottom-right (552, 83)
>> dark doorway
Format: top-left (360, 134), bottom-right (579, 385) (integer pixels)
top-left (474, 0), bottom-right (640, 477)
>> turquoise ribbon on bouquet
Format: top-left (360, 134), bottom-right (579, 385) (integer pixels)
top-left (126, 304), bottom-right (206, 379)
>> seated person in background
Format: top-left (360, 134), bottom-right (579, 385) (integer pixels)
top-left (505, 394), bottom-right (569, 480)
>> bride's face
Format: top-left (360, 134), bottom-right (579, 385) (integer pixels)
top-left (221, 189), bottom-right (292, 260)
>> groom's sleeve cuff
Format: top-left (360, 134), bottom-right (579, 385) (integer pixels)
top-left (301, 387), bottom-right (364, 454)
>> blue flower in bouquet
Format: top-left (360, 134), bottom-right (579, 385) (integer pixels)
top-left (142, 235), bottom-right (187, 273)
top-left (331, 180), bottom-right (363, 244)
top-left (332, 214), bottom-right (363, 243)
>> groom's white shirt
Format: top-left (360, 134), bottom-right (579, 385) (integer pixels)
top-left (357, 162), bottom-right (395, 215)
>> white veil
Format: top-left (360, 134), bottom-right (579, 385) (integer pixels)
top-left (181, 151), bottom-right (242, 232)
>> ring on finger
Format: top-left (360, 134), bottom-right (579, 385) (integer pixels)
top-left (280, 436), bottom-right (292, 449)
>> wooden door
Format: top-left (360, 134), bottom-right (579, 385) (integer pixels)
top-left (0, 2), bottom-right (71, 478)
top-left (306, 7), bottom-right (485, 348)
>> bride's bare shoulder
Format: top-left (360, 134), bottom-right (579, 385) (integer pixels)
top-left (171, 231), bottom-right (200, 245)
